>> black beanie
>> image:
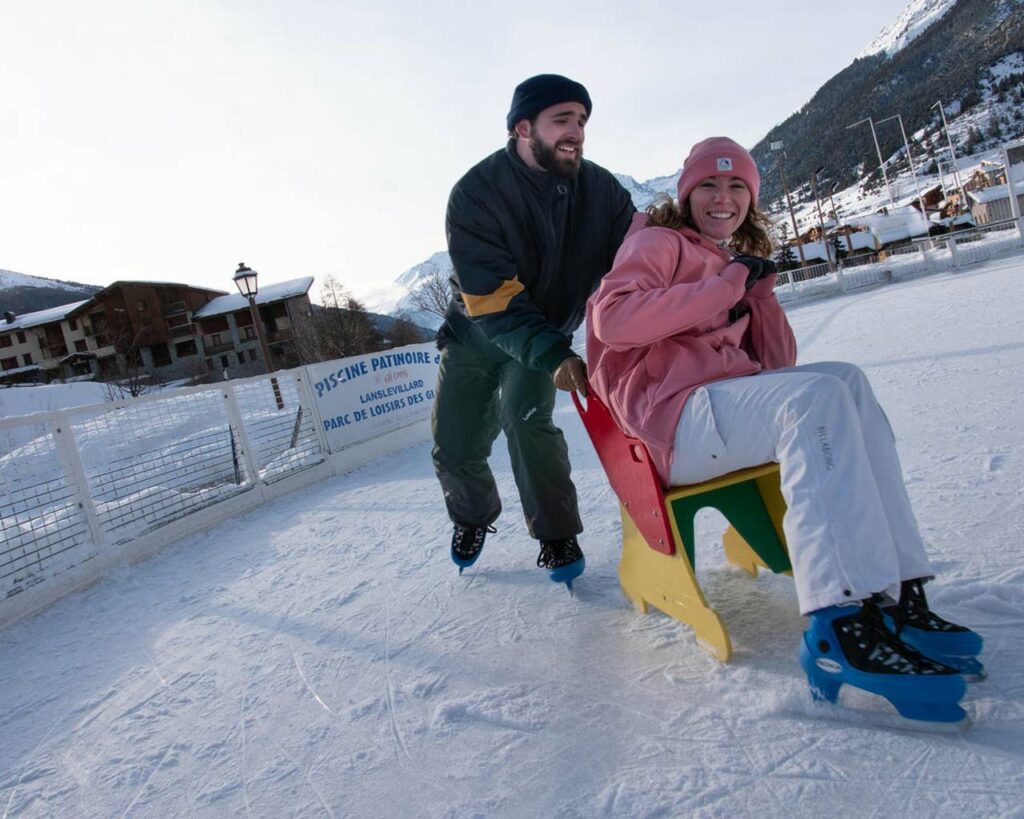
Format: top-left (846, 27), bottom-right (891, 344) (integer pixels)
top-left (506, 74), bottom-right (592, 133)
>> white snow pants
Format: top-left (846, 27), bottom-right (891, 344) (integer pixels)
top-left (669, 361), bottom-right (932, 615)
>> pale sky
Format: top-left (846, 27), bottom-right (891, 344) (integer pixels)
top-left (2, 0), bottom-right (908, 309)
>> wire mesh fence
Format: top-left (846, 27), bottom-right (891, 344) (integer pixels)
top-left (232, 373), bottom-right (325, 484)
top-left (0, 370), bottom-right (329, 602)
top-left (71, 388), bottom-right (253, 544)
top-left (0, 420), bottom-right (95, 600)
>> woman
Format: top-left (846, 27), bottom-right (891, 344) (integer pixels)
top-left (586, 137), bottom-right (982, 723)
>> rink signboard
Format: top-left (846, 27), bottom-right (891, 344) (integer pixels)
top-left (306, 342), bottom-right (440, 451)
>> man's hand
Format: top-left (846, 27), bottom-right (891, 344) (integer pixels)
top-left (553, 356), bottom-right (588, 396)
top-left (730, 255), bottom-right (778, 290)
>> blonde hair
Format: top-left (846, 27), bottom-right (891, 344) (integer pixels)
top-left (645, 193), bottom-right (774, 257)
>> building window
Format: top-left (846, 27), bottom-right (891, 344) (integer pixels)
top-left (16, 331), bottom-right (26, 344)
top-left (237, 350), bottom-right (246, 363)
top-left (137, 300), bottom-right (148, 313)
top-left (210, 333), bottom-right (222, 346)
top-left (1, 357), bottom-right (17, 370)
top-left (68, 318), bottom-right (78, 331)
top-left (242, 325), bottom-right (256, 340)
top-left (175, 340), bottom-right (198, 357)
top-left (0, 335), bottom-right (11, 348)
top-left (75, 339), bottom-right (88, 352)
top-left (220, 355), bottom-right (230, 368)
top-left (22, 353), bottom-right (32, 365)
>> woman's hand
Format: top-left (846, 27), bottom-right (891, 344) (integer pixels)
top-left (729, 256), bottom-right (778, 290)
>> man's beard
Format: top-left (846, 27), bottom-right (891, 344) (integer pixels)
top-left (529, 134), bottom-right (582, 178)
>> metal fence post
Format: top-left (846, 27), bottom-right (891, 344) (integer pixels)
top-left (48, 416), bottom-right (109, 550)
top-left (948, 237), bottom-right (960, 269)
top-left (834, 263), bottom-right (847, 293)
top-left (296, 366), bottom-right (332, 456)
top-left (222, 383), bottom-right (263, 487)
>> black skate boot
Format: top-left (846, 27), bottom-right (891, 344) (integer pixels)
top-left (800, 597), bottom-right (967, 725)
top-left (537, 537), bottom-right (585, 592)
top-left (450, 524), bottom-right (495, 574)
top-left (883, 578), bottom-right (985, 680)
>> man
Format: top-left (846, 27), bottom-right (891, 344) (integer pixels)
top-left (432, 73), bottom-right (636, 588)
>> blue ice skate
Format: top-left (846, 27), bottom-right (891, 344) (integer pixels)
top-left (537, 537), bottom-right (585, 592)
top-left (450, 524), bottom-right (495, 574)
top-left (882, 579), bottom-right (985, 680)
top-left (800, 601), bottom-right (968, 725)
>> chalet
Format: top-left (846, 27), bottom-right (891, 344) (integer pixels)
top-left (967, 179), bottom-right (1024, 225)
top-left (192, 277), bottom-right (314, 378)
top-left (64, 281), bottom-right (226, 381)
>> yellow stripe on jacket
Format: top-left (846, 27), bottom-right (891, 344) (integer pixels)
top-left (461, 276), bottom-right (525, 316)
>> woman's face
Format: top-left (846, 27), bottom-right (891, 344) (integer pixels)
top-left (688, 176), bottom-right (752, 242)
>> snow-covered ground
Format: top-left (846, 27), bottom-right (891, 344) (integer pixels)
top-left (0, 381), bottom-right (111, 416)
top-left (1, 256), bottom-right (1023, 817)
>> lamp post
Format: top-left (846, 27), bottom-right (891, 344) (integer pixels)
top-left (847, 116), bottom-right (896, 208)
top-left (233, 262), bottom-right (275, 375)
top-left (770, 140), bottom-right (807, 267)
top-left (931, 100), bottom-right (967, 213)
top-left (827, 180), bottom-right (854, 259)
top-left (877, 113), bottom-right (925, 225)
top-left (810, 166), bottom-right (834, 267)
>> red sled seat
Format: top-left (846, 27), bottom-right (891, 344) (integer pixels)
top-left (573, 388), bottom-right (792, 661)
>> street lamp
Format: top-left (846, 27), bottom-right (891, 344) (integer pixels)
top-left (877, 113), bottom-right (926, 226)
top-left (233, 262), bottom-right (275, 374)
top-left (847, 116), bottom-right (896, 208)
top-left (931, 100), bottom-right (967, 213)
top-left (770, 140), bottom-right (807, 267)
top-left (810, 166), bottom-right (834, 267)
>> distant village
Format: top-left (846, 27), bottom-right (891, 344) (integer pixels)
top-left (0, 275), bottom-right (430, 392)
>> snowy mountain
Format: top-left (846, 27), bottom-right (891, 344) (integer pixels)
top-left (858, 0), bottom-right (958, 58)
top-left (390, 0), bottom-right (1022, 309)
top-left (0, 267), bottom-right (99, 317)
top-left (752, 0), bottom-right (1024, 206)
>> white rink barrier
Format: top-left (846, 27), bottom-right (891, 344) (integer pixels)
top-left (775, 220), bottom-right (1024, 305)
top-left (0, 344), bottom-right (438, 628)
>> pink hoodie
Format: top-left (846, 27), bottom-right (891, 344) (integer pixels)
top-left (586, 213), bottom-right (797, 486)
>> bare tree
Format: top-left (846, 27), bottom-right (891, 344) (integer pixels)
top-left (297, 277), bottom-right (385, 361)
top-left (407, 262), bottom-right (452, 320)
top-left (385, 311), bottom-right (428, 348)
top-left (102, 324), bottom-right (159, 400)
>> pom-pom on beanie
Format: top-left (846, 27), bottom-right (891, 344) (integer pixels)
top-left (506, 74), bottom-right (592, 133)
top-left (676, 137), bottom-right (760, 205)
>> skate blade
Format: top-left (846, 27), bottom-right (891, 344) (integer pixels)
top-left (798, 696), bottom-right (972, 734)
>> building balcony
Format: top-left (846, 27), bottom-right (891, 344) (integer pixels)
top-left (266, 328), bottom-right (294, 344)
top-left (169, 323), bottom-right (195, 338)
top-left (204, 342), bottom-right (235, 355)
top-left (161, 301), bottom-right (187, 316)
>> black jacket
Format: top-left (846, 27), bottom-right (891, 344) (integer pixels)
top-left (438, 142), bottom-right (635, 373)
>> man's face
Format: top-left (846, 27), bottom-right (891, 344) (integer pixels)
top-left (518, 102), bottom-right (587, 177)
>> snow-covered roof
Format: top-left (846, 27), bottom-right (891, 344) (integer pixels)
top-left (0, 300), bottom-right (91, 333)
top-left (967, 179), bottom-right (1024, 205)
top-left (192, 277), bottom-right (314, 320)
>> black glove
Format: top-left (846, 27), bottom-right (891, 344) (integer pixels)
top-left (730, 255), bottom-right (778, 290)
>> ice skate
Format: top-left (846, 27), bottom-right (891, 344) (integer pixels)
top-left (537, 537), bottom-right (585, 592)
top-left (882, 579), bottom-right (985, 680)
top-left (450, 524), bottom-right (495, 573)
top-left (800, 599), bottom-right (968, 725)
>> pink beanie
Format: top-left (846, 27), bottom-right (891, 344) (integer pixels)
top-left (676, 137), bottom-right (760, 206)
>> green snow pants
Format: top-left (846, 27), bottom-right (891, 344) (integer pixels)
top-left (431, 340), bottom-right (582, 542)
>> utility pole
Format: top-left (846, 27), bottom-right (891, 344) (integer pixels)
top-left (770, 141), bottom-right (807, 267)
top-left (932, 100), bottom-right (967, 213)
top-left (847, 116), bottom-right (896, 209)
top-left (878, 113), bottom-right (927, 233)
top-left (810, 167), bottom-right (834, 267)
